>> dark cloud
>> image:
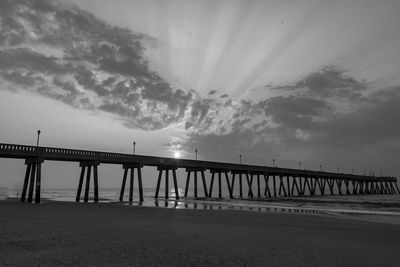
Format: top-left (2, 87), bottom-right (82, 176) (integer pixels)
top-left (179, 66), bottom-right (400, 176)
top-left (263, 96), bottom-right (330, 128)
top-left (220, 94), bottom-right (229, 98)
top-left (0, 48), bottom-right (66, 74)
top-left (185, 99), bottom-right (212, 130)
top-left (269, 66), bottom-right (367, 100)
top-left (0, 0), bottom-right (193, 130)
top-left (296, 66), bottom-right (367, 98)
top-left (208, 90), bottom-right (217, 95)
top-left (315, 89), bottom-right (400, 147)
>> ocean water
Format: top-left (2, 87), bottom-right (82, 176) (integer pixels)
top-left (2, 186), bottom-right (400, 222)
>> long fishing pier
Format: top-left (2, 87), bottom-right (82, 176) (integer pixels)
top-left (0, 142), bottom-right (398, 203)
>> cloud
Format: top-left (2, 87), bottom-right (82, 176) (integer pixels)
top-left (178, 66), bottom-right (400, 175)
top-left (220, 94), bottom-right (229, 98)
top-left (0, 0), bottom-right (193, 130)
top-left (269, 66), bottom-right (367, 100)
top-left (2, 0), bottom-right (400, 175)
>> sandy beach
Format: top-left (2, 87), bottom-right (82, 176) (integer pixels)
top-left (1, 200), bottom-right (400, 266)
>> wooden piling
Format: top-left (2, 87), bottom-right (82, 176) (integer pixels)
top-left (119, 168), bottom-right (128, 202)
top-left (209, 169), bottom-right (232, 199)
top-left (155, 165), bottom-right (178, 200)
top-left (138, 167), bottom-right (144, 202)
top-left (184, 171), bottom-right (190, 197)
top-left (76, 161), bottom-right (100, 203)
top-left (27, 163), bottom-right (36, 203)
top-left (286, 176), bottom-right (291, 197)
top-left (239, 173), bottom-right (243, 198)
top-left (77, 166), bottom-right (86, 202)
top-left (264, 174), bottom-right (271, 197)
top-left (93, 165), bottom-right (99, 202)
top-left (165, 169), bottom-right (169, 199)
top-left (155, 169), bottom-right (162, 198)
top-left (208, 172), bottom-right (215, 197)
top-left (317, 178), bottom-right (326, 195)
top-left (395, 182), bottom-right (400, 194)
top-left (185, 167), bottom-right (207, 198)
top-left (225, 171), bottom-right (233, 199)
top-left (21, 164), bottom-right (31, 202)
top-left (246, 172), bottom-right (253, 198)
top-left (336, 179), bottom-right (343, 195)
top-left (84, 165), bottom-right (91, 202)
top-left (344, 179), bottom-right (350, 194)
top-left (35, 162), bottom-right (41, 203)
top-left (218, 171), bottom-right (222, 198)
top-left (172, 169), bottom-right (179, 200)
top-left (129, 166), bottom-right (134, 202)
top-left (278, 175), bottom-right (287, 196)
top-left (194, 171), bottom-right (198, 198)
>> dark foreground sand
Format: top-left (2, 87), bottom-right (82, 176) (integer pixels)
top-left (1, 200), bottom-right (400, 266)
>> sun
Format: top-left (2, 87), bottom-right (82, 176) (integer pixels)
top-left (174, 151), bottom-right (181, 158)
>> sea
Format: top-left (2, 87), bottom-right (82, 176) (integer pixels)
top-left (1, 186), bottom-right (400, 224)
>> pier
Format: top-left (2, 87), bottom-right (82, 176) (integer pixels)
top-left (0, 142), bottom-right (398, 203)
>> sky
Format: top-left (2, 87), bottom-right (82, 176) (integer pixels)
top-left (1, 0), bottom-right (400, 189)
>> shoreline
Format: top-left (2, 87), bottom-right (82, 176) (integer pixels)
top-left (1, 199), bottom-right (400, 266)
top-left (5, 194), bottom-right (400, 225)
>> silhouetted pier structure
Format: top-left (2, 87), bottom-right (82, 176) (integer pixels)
top-left (0, 142), bottom-right (398, 203)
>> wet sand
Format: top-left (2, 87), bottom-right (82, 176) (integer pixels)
top-left (1, 200), bottom-right (400, 266)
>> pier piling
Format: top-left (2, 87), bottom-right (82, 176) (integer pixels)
top-left (21, 158), bottom-right (43, 203)
top-left (120, 163), bottom-right (144, 202)
top-left (76, 161), bottom-right (99, 203)
top-left (155, 166), bottom-right (179, 200)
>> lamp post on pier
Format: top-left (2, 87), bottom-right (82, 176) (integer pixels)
top-left (239, 154), bottom-right (242, 164)
top-left (195, 149), bottom-right (197, 160)
top-left (36, 130), bottom-right (41, 147)
top-left (273, 158), bottom-right (275, 167)
top-left (133, 141), bottom-right (136, 155)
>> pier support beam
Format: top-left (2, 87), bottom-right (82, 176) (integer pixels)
top-left (327, 179), bottom-right (335, 195)
top-left (209, 169), bottom-right (233, 199)
top-left (249, 171), bottom-right (263, 198)
top-left (76, 161), bottom-right (100, 203)
top-left (394, 182), bottom-right (400, 194)
top-left (359, 181), bottom-right (365, 194)
top-left (155, 166), bottom-right (179, 200)
top-left (310, 177), bottom-right (317, 196)
top-left (119, 163), bottom-right (144, 202)
top-left (264, 174), bottom-right (272, 197)
top-left (298, 176), bottom-right (305, 196)
top-left (317, 178), bottom-right (326, 196)
top-left (388, 182), bottom-right (395, 194)
top-left (344, 179), bottom-right (350, 194)
top-left (384, 182), bottom-right (390, 194)
top-left (230, 171), bottom-right (256, 199)
top-left (21, 157), bottom-right (44, 203)
top-left (184, 167), bottom-right (208, 198)
top-left (278, 174), bottom-right (287, 197)
top-left (303, 177), bottom-right (312, 196)
top-left (290, 176), bottom-right (301, 196)
top-left (354, 181), bottom-right (359, 194)
top-left (335, 179), bottom-right (343, 195)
